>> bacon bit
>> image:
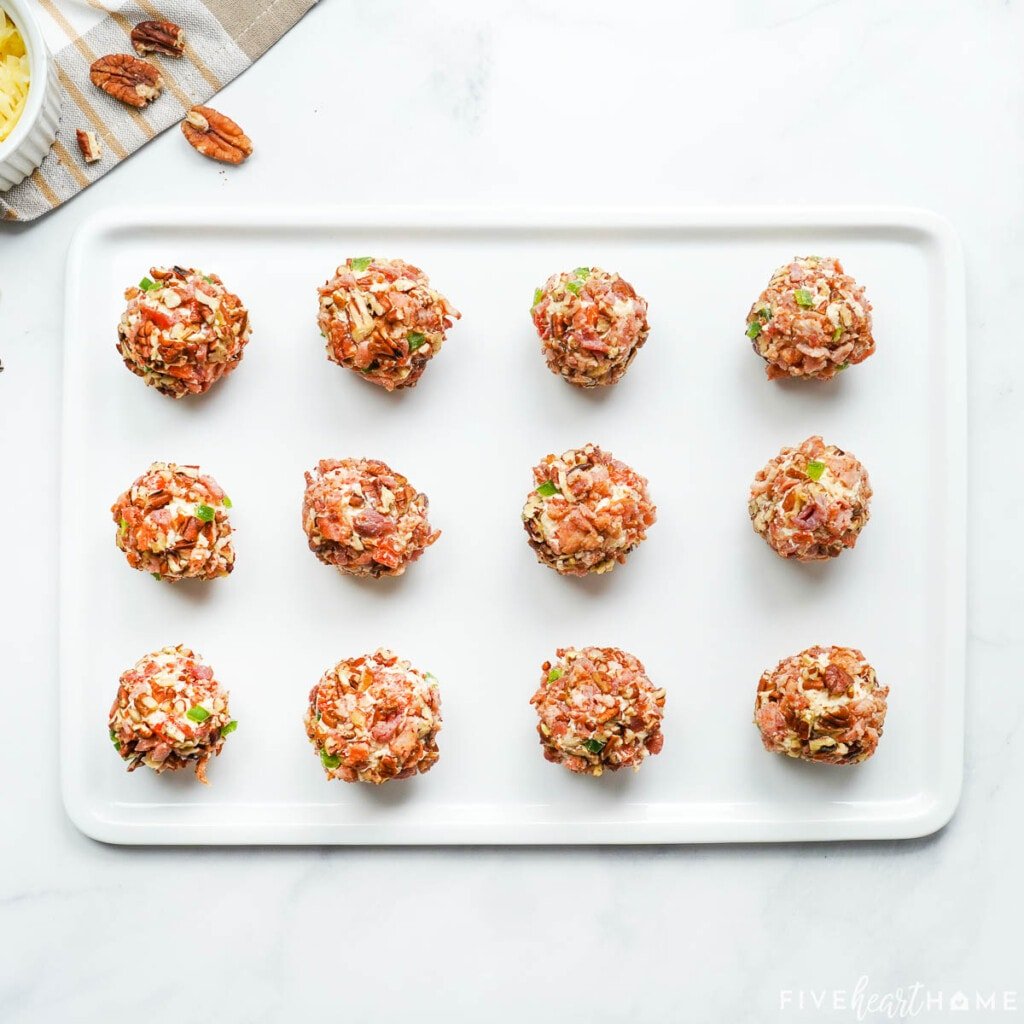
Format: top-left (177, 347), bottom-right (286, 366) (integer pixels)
top-left (140, 304), bottom-right (174, 329)
top-left (354, 508), bottom-right (394, 537)
top-left (794, 501), bottom-right (823, 531)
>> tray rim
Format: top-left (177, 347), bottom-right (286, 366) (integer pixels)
top-left (60, 204), bottom-right (966, 846)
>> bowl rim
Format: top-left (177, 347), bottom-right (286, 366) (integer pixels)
top-left (0, 0), bottom-right (52, 162)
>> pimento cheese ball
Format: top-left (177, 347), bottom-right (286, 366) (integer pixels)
top-left (302, 458), bottom-right (439, 578)
top-left (112, 462), bottom-right (235, 581)
top-left (117, 266), bottom-right (251, 398)
top-left (109, 645), bottom-right (236, 784)
top-left (530, 646), bottom-right (665, 776)
top-left (304, 648), bottom-right (442, 784)
top-left (746, 256), bottom-right (874, 380)
top-left (754, 646), bottom-right (888, 765)
top-left (522, 444), bottom-right (656, 576)
top-left (316, 257), bottom-right (460, 391)
top-left (749, 436), bottom-right (871, 562)
top-left (530, 266), bottom-right (650, 387)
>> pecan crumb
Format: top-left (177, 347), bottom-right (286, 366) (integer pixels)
top-left (76, 129), bottom-right (102, 164)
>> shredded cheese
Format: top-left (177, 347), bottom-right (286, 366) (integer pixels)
top-left (0, 11), bottom-right (29, 144)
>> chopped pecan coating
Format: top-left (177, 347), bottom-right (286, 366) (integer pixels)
top-left (305, 649), bottom-right (442, 784)
top-left (110, 645), bottom-right (233, 784)
top-left (749, 435), bottom-right (872, 561)
top-left (746, 255), bottom-right (874, 380)
top-left (531, 646), bottom-right (665, 776)
top-left (522, 444), bottom-right (656, 576)
top-left (111, 462), bottom-right (235, 582)
top-left (316, 257), bottom-right (460, 390)
top-left (531, 267), bottom-right (650, 387)
top-left (754, 646), bottom-right (888, 765)
top-left (302, 458), bottom-right (439, 578)
top-left (117, 265), bottom-right (251, 398)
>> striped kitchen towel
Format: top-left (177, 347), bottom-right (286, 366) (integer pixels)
top-left (2, 0), bottom-right (318, 221)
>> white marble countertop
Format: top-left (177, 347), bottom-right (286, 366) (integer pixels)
top-left (1, 1), bottom-right (1021, 1020)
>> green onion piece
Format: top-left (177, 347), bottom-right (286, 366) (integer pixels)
top-left (746, 321), bottom-right (762, 339)
top-left (536, 481), bottom-right (558, 497)
top-left (349, 257), bottom-right (373, 272)
top-left (112, 738), bottom-right (121, 751)
top-left (407, 331), bottom-right (426, 351)
top-left (425, 671), bottom-right (438, 683)
top-left (565, 281), bottom-right (581, 296)
top-left (316, 711), bottom-right (322, 722)
top-left (203, 276), bottom-right (214, 284)
top-left (547, 668), bottom-right (563, 683)
top-left (837, 362), bottom-right (850, 372)
top-left (582, 738), bottom-right (605, 754)
top-left (151, 573), bottom-right (162, 581)
top-left (321, 750), bottom-right (341, 770)
top-left (832, 326), bottom-right (844, 342)
top-left (532, 287), bottom-right (544, 307)
top-left (119, 517), bottom-right (128, 534)
top-left (806, 459), bottom-right (826, 481)
top-left (186, 705), bottom-right (210, 723)
top-left (759, 306), bottom-right (772, 320)
top-left (794, 288), bottom-right (815, 308)
top-left (222, 496), bottom-right (233, 508)
top-left (220, 720), bottom-right (238, 736)
top-left (573, 267), bottom-right (590, 277)
top-left (195, 504), bottom-right (216, 522)
top-left (139, 276), bottom-right (158, 291)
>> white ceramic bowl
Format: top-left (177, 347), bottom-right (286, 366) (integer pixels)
top-left (0, 0), bottom-right (62, 192)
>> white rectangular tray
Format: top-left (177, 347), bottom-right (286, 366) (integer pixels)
top-left (61, 206), bottom-right (965, 844)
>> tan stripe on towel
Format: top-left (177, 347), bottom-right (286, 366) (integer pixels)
top-left (56, 66), bottom-right (130, 160)
top-left (35, 0), bottom-right (156, 140)
top-left (52, 140), bottom-right (91, 189)
top-left (29, 168), bottom-right (59, 208)
top-left (132, 0), bottom-right (224, 92)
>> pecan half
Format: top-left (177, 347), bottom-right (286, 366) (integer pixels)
top-left (181, 106), bottom-right (253, 165)
top-left (824, 664), bottom-right (853, 696)
top-left (131, 20), bottom-right (185, 58)
top-left (76, 129), bottom-right (102, 163)
top-left (90, 54), bottom-right (163, 107)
